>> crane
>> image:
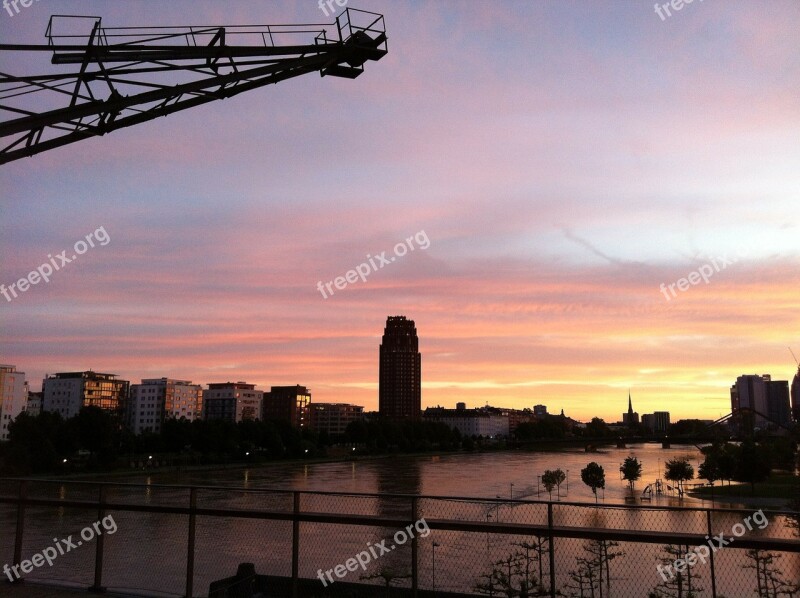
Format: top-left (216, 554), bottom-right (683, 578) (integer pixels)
top-left (0, 8), bottom-right (387, 164)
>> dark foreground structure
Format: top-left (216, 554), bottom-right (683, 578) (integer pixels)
top-left (1, 479), bottom-right (798, 597)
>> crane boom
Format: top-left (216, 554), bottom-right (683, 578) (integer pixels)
top-left (0, 8), bottom-right (387, 164)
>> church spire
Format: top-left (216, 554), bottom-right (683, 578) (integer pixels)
top-left (628, 389), bottom-right (633, 413)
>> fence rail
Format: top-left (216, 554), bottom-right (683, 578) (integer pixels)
top-left (1, 478), bottom-right (798, 597)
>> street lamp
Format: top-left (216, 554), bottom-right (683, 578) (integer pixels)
top-left (432, 542), bottom-right (440, 594)
top-left (510, 483), bottom-right (514, 500)
top-left (485, 513), bottom-right (492, 558)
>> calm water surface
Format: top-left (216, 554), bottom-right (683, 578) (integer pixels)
top-left (2, 444), bottom-right (797, 597)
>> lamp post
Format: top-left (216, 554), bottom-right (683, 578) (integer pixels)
top-left (432, 542), bottom-right (440, 594)
top-left (566, 469), bottom-right (569, 492)
top-left (510, 482), bottom-right (514, 500)
top-left (485, 513), bottom-right (492, 558)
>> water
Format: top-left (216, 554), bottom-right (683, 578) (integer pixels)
top-left (130, 443), bottom-right (708, 504)
top-left (2, 444), bottom-right (797, 597)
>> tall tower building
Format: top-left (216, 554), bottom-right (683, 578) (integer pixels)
top-left (379, 315), bottom-right (421, 420)
top-left (792, 366), bottom-right (800, 423)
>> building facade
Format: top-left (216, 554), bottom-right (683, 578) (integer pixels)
top-left (25, 391), bottom-right (42, 417)
top-left (791, 366), bottom-right (800, 423)
top-left (129, 378), bottom-right (203, 435)
top-left (309, 403), bottom-right (364, 437)
top-left (42, 371), bottom-right (129, 420)
top-left (204, 382), bottom-right (263, 423)
top-left (641, 411), bottom-right (670, 435)
top-left (263, 385), bottom-right (310, 429)
top-left (424, 406), bottom-right (509, 438)
top-left (0, 365), bottom-right (28, 441)
top-left (731, 374), bottom-right (792, 430)
top-left (378, 315), bottom-right (421, 420)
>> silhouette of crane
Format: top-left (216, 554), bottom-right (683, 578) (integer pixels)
top-left (0, 8), bottom-right (387, 164)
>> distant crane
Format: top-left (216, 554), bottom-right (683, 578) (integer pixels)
top-left (0, 8), bottom-right (387, 164)
top-left (790, 347), bottom-right (799, 367)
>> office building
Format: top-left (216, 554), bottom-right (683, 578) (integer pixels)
top-left (263, 385), bottom-right (310, 428)
top-left (423, 406), bottom-right (509, 438)
top-left (379, 315), bottom-right (421, 420)
top-left (204, 382), bottom-right (263, 423)
top-left (641, 411), bottom-right (670, 435)
top-left (0, 365), bottom-right (28, 441)
top-left (42, 371), bottom-right (129, 419)
top-left (309, 403), bottom-right (364, 437)
top-left (129, 378), bottom-right (203, 435)
top-left (765, 380), bottom-right (791, 428)
top-left (26, 391), bottom-right (42, 417)
top-left (731, 374), bottom-right (792, 430)
top-left (792, 365), bottom-right (800, 422)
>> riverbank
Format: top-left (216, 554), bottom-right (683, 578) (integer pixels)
top-left (687, 472), bottom-right (799, 508)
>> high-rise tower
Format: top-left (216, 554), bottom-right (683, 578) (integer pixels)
top-left (791, 366), bottom-right (800, 423)
top-left (379, 315), bottom-right (421, 420)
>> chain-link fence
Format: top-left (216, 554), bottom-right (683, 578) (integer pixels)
top-left (1, 479), bottom-right (798, 597)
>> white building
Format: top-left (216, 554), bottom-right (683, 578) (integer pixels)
top-left (129, 378), bottom-right (203, 435)
top-left (204, 382), bottom-right (263, 423)
top-left (423, 406), bottom-right (509, 438)
top-left (0, 365), bottom-right (28, 441)
top-left (42, 371), bottom-right (129, 419)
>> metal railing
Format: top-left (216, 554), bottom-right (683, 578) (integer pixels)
top-left (0, 478), bottom-right (798, 597)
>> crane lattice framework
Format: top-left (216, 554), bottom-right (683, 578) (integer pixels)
top-left (0, 8), bottom-right (387, 165)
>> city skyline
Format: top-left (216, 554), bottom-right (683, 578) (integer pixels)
top-left (1, 1), bottom-right (799, 424)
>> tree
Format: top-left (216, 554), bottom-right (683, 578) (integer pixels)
top-left (697, 452), bottom-right (720, 494)
top-left (664, 457), bottom-right (694, 496)
top-left (542, 470), bottom-right (557, 501)
top-left (584, 418), bottom-right (611, 438)
top-left (553, 468), bottom-right (566, 499)
top-left (733, 441), bottom-right (772, 492)
top-left (581, 462), bottom-right (605, 503)
top-left (620, 456), bottom-right (642, 491)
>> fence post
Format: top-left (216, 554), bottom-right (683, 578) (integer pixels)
top-left (12, 480), bottom-right (27, 584)
top-left (89, 484), bottom-right (107, 592)
top-left (707, 509), bottom-right (717, 598)
top-left (292, 491), bottom-right (300, 598)
top-left (548, 502), bottom-right (556, 598)
top-left (411, 496), bottom-right (418, 596)
top-left (185, 487), bottom-right (197, 598)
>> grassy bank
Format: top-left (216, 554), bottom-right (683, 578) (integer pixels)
top-left (689, 472), bottom-right (799, 501)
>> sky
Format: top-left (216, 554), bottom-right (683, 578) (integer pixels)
top-left (1, 0), bottom-right (799, 423)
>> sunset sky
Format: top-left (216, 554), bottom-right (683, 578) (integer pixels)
top-left (1, 1), bottom-right (799, 423)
